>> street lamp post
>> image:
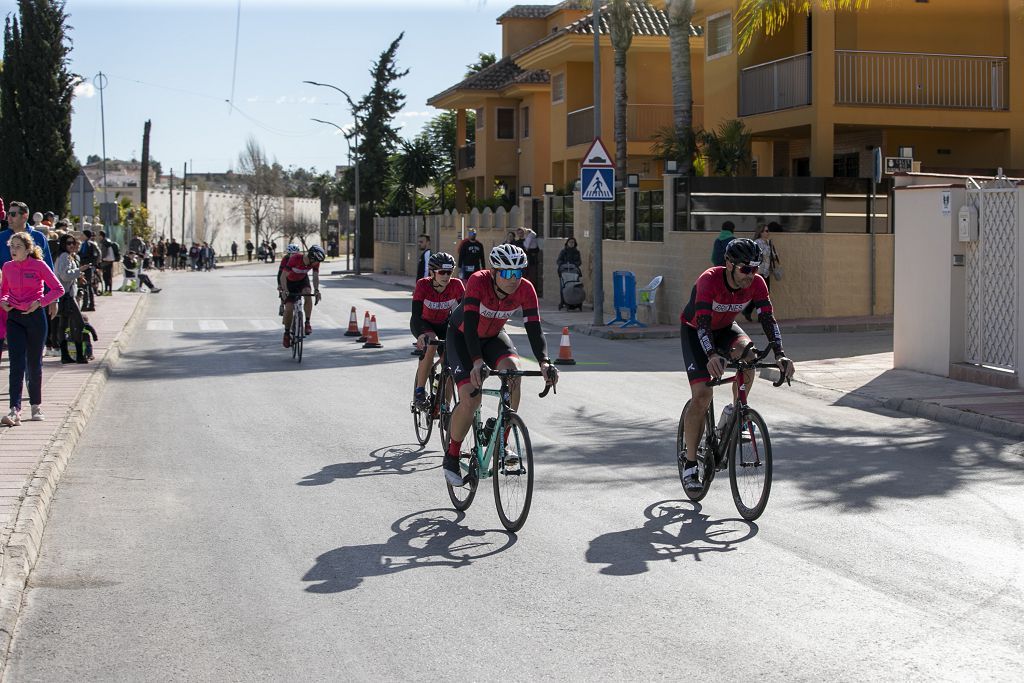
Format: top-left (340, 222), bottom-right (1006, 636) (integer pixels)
top-left (304, 80), bottom-right (362, 275)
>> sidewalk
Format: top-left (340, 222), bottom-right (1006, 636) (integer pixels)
top-left (353, 270), bottom-right (1024, 441)
top-left (0, 289), bottom-right (146, 660)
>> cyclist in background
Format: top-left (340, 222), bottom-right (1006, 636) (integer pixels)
top-left (279, 245), bottom-right (325, 348)
top-left (277, 244), bottom-right (302, 316)
top-left (679, 238), bottom-right (795, 492)
top-left (442, 243), bottom-right (558, 486)
top-left (410, 252), bottom-right (464, 408)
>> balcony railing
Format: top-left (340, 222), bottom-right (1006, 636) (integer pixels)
top-left (567, 106), bottom-right (594, 148)
top-left (457, 144), bottom-right (475, 170)
top-left (835, 50), bottom-right (1008, 110)
top-left (739, 51), bottom-right (812, 116)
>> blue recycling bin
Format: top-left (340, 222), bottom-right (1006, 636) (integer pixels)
top-left (607, 270), bottom-right (645, 328)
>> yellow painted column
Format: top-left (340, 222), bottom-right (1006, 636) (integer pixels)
top-left (810, 8), bottom-right (837, 176)
top-left (1008, 7), bottom-right (1024, 170)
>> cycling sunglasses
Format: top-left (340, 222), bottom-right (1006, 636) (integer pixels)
top-left (735, 261), bottom-right (761, 275)
top-left (435, 270), bottom-right (453, 276)
top-left (498, 268), bottom-right (524, 279)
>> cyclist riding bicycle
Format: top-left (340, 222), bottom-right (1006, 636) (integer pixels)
top-left (442, 243), bottom-right (559, 486)
top-left (679, 237), bottom-right (795, 492)
top-left (411, 251), bottom-right (465, 409)
top-left (279, 245), bottom-right (325, 348)
top-left (277, 244), bottom-right (302, 315)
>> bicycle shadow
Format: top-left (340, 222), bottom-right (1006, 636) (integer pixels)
top-left (586, 500), bottom-right (758, 576)
top-left (302, 508), bottom-right (517, 593)
top-left (297, 444), bottom-right (439, 486)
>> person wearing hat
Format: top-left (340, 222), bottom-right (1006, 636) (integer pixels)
top-left (457, 228), bottom-right (484, 281)
top-left (78, 229), bottom-right (101, 311)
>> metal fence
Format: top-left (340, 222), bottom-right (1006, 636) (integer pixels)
top-left (567, 106), bottom-right (595, 148)
top-left (549, 195), bottom-right (574, 239)
top-left (602, 191), bottom-right (626, 240)
top-left (634, 190), bottom-right (664, 242)
top-left (739, 51), bottom-right (812, 116)
top-left (836, 50), bottom-right (1008, 110)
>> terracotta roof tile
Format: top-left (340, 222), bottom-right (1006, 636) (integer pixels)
top-left (497, 2), bottom-right (587, 22)
top-left (429, 57), bottom-right (548, 103)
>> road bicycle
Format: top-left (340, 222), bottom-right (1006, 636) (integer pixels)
top-left (284, 292), bottom-right (316, 363)
top-left (75, 266), bottom-right (103, 310)
top-left (411, 339), bottom-right (451, 447)
top-left (676, 344), bottom-right (789, 521)
top-left (444, 366), bottom-right (555, 532)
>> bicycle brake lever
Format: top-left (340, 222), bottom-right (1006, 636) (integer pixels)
top-left (539, 383), bottom-right (556, 398)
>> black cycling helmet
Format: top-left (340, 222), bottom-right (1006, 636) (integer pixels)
top-left (428, 251), bottom-right (456, 271)
top-left (307, 245), bottom-right (326, 262)
top-left (725, 238), bottom-right (760, 265)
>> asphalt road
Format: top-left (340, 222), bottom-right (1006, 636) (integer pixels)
top-left (5, 266), bottom-right (1023, 681)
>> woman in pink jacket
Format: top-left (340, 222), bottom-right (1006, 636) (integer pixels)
top-left (0, 232), bottom-right (64, 425)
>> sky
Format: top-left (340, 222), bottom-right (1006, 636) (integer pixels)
top-left (0, 0), bottom-right (526, 175)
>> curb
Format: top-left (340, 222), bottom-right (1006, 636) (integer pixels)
top-left (0, 294), bottom-right (149, 674)
top-left (758, 367), bottom-right (1024, 440)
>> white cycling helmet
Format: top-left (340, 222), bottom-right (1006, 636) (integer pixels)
top-left (489, 243), bottom-right (528, 269)
top-left (286, 243), bottom-right (301, 254)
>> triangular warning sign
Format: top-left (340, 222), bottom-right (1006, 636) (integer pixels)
top-left (582, 137), bottom-right (614, 167)
top-left (583, 169), bottom-right (613, 200)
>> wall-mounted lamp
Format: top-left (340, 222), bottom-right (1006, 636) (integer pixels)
top-left (574, 179), bottom-right (581, 192)
top-left (665, 159), bottom-right (679, 173)
top-left (520, 185), bottom-right (532, 197)
top-left (543, 183), bottom-right (555, 195)
top-left (627, 174), bottom-right (640, 188)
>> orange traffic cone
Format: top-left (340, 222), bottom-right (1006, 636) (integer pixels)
top-left (344, 306), bottom-right (361, 336)
top-left (362, 315), bottom-right (383, 348)
top-left (554, 327), bottom-right (576, 365)
top-left (356, 311), bottom-right (370, 342)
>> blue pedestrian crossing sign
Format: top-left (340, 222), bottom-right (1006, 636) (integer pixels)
top-left (581, 167), bottom-right (615, 201)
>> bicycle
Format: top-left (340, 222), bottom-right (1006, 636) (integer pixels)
top-left (411, 339), bottom-right (450, 447)
top-left (283, 291), bottom-right (316, 363)
top-left (75, 266), bottom-right (102, 310)
top-left (675, 344), bottom-right (789, 521)
top-left (446, 366), bottom-right (555, 532)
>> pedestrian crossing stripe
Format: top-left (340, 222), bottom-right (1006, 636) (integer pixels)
top-left (199, 320), bottom-right (229, 331)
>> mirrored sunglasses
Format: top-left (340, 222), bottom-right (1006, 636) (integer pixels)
top-left (498, 268), bottom-right (523, 279)
top-left (737, 262), bottom-right (760, 275)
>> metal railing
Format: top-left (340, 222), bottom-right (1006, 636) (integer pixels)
top-left (625, 105), bottom-right (673, 141)
top-left (458, 144), bottom-right (476, 170)
top-left (739, 51), bottom-right (812, 116)
top-left (567, 106), bottom-right (594, 148)
top-left (835, 50), bottom-right (1008, 110)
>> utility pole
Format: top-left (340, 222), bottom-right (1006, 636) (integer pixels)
top-left (181, 162), bottom-right (187, 246)
top-left (169, 168), bottom-right (174, 243)
top-left (591, 3), bottom-right (605, 325)
top-left (95, 72), bottom-right (109, 205)
top-left (140, 120), bottom-right (151, 208)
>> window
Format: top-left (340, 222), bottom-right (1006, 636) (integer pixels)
top-left (552, 73), bottom-right (565, 103)
top-left (707, 12), bottom-right (732, 59)
top-left (497, 108), bottom-right (515, 140)
top-left (833, 153), bottom-right (859, 178)
top-left (522, 106), bottom-right (530, 138)
top-left (475, 108), bottom-right (484, 129)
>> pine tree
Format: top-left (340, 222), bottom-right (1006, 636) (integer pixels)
top-left (0, 0), bottom-right (78, 214)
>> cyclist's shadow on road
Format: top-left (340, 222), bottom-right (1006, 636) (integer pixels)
top-left (297, 444), bottom-right (439, 485)
top-left (586, 500), bottom-right (758, 576)
top-left (302, 509), bottom-right (517, 593)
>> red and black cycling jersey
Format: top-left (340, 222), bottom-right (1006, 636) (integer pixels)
top-left (411, 277), bottom-right (465, 335)
top-left (681, 266), bottom-right (784, 357)
top-left (280, 253), bottom-right (319, 282)
top-left (449, 270), bottom-right (548, 364)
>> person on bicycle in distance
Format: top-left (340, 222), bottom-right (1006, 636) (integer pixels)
top-left (680, 237), bottom-right (795, 492)
top-left (442, 243), bottom-right (559, 486)
top-left (411, 251), bottom-right (464, 408)
top-left (279, 245), bottom-right (325, 348)
top-left (276, 244), bottom-right (302, 317)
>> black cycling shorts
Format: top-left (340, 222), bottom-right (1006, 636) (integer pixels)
top-left (681, 322), bottom-right (747, 385)
top-left (410, 320), bottom-right (448, 340)
top-left (445, 326), bottom-right (518, 388)
top-left (284, 277), bottom-right (311, 303)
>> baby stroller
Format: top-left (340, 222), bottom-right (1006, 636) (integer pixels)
top-left (558, 262), bottom-right (585, 311)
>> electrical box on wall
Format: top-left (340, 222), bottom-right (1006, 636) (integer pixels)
top-left (958, 205), bottom-right (979, 242)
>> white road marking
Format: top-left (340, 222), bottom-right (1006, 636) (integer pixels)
top-left (199, 320), bottom-right (229, 331)
top-left (250, 319), bottom-right (279, 330)
top-left (147, 320), bottom-right (174, 331)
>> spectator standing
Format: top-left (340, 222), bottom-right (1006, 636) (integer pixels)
top-left (189, 242), bottom-right (200, 271)
top-left (77, 229), bottom-right (100, 311)
top-left (54, 233), bottom-right (88, 364)
top-left (457, 229), bottom-right (485, 281)
top-left (167, 238), bottom-right (180, 270)
top-left (97, 230), bottom-right (120, 294)
top-left (504, 231), bottom-right (517, 245)
top-left (742, 223), bottom-right (782, 321)
top-left (199, 242), bottom-right (210, 271)
top-left (231, 240), bottom-right (238, 262)
top-left (246, 239), bottom-right (254, 262)
top-left (155, 238), bottom-right (167, 271)
top-left (416, 233), bottom-right (432, 279)
top-left (517, 227), bottom-right (541, 287)
top-left (711, 220), bottom-right (736, 267)
top-left (0, 232), bottom-right (65, 425)
top-left (556, 237), bottom-right (581, 270)
top-left (269, 240), bottom-right (277, 262)
top-left (0, 202), bottom-right (56, 366)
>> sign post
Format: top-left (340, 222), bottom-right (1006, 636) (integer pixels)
top-left (581, 137), bottom-right (614, 325)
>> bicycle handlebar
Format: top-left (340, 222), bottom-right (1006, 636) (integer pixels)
top-left (705, 343), bottom-right (792, 388)
top-left (469, 365), bottom-right (557, 399)
top-left (414, 337), bottom-right (445, 360)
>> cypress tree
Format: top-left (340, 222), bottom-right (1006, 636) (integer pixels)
top-left (0, 0), bottom-right (78, 214)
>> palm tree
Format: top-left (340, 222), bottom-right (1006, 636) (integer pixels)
top-left (664, 0), bottom-right (697, 173)
top-left (607, 0), bottom-right (633, 186)
top-left (700, 119), bottom-right (752, 177)
top-left (391, 136), bottom-right (438, 215)
top-left (736, 0), bottom-right (870, 53)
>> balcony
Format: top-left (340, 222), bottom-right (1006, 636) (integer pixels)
top-left (739, 51), bottom-right (812, 117)
top-left (567, 106), bottom-right (595, 148)
top-left (457, 143), bottom-right (476, 170)
top-left (835, 50), bottom-right (1008, 110)
top-left (567, 104), bottom-right (699, 148)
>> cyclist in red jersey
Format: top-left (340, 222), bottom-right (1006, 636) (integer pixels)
top-left (276, 244), bottom-right (301, 316)
top-left (440, 243), bottom-right (558, 486)
top-left (278, 245), bottom-right (325, 348)
top-left (411, 252), bottom-right (464, 408)
top-left (679, 238), bottom-right (795, 492)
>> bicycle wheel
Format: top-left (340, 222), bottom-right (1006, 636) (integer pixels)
top-left (447, 446), bottom-right (479, 511)
top-left (412, 376), bottom-right (434, 447)
top-left (437, 371), bottom-right (458, 449)
top-left (728, 407), bottom-right (772, 521)
top-left (493, 413), bottom-right (534, 532)
top-left (677, 399), bottom-right (715, 502)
